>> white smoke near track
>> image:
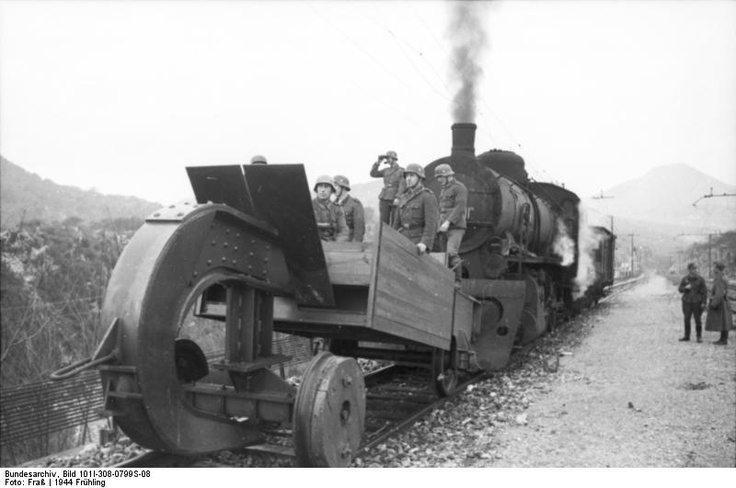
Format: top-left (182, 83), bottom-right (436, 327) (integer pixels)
top-left (553, 219), bottom-right (576, 266)
top-left (446, 1), bottom-right (489, 122)
top-left (573, 205), bottom-right (605, 299)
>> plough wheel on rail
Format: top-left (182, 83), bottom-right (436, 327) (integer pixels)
top-left (293, 352), bottom-right (366, 467)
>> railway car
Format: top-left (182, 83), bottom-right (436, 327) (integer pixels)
top-left (52, 123), bottom-right (615, 467)
top-left (586, 226), bottom-right (616, 305)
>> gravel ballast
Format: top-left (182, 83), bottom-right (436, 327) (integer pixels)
top-left (356, 275), bottom-right (735, 468)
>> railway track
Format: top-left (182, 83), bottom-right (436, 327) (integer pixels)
top-left (96, 281), bottom-right (639, 468)
top-left (115, 364), bottom-right (488, 468)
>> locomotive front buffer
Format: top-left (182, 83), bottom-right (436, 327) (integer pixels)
top-left (53, 164), bottom-right (524, 467)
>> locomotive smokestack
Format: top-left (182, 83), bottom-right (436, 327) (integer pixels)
top-left (451, 123), bottom-right (476, 157)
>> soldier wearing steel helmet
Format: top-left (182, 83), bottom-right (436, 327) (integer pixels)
top-left (333, 175), bottom-right (365, 242)
top-left (250, 154), bottom-right (268, 165)
top-left (435, 163), bottom-right (468, 275)
top-left (370, 150), bottom-right (407, 225)
top-left (312, 175), bottom-right (349, 242)
top-left (393, 164), bottom-right (439, 254)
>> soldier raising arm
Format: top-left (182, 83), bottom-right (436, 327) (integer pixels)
top-left (370, 150), bottom-right (406, 225)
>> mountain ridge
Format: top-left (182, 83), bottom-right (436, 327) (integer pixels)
top-left (0, 156), bottom-right (163, 229)
top-left (2, 157), bottom-right (733, 246)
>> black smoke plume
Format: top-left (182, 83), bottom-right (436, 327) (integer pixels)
top-left (447, 2), bottom-right (489, 122)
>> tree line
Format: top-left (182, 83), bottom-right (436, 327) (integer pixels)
top-left (0, 217), bottom-right (143, 387)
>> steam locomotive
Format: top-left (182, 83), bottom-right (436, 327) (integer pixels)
top-left (52, 123), bottom-right (615, 467)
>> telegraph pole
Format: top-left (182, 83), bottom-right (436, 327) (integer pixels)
top-left (620, 233), bottom-right (637, 277)
top-left (590, 191), bottom-right (615, 234)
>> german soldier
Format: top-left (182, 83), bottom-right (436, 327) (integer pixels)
top-left (370, 150), bottom-right (406, 225)
top-left (333, 175), bottom-right (366, 242)
top-left (312, 175), bottom-right (349, 242)
top-left (705, 262), bottom-right (732, 345)
top-left (435, 163), bottom-right (467, 277)
top-left (250, 154), bottom-right (268, 165)
top-left (393, 164), bottom-right (438, 254)
top-left (678, 262), bottom-right (708, 342)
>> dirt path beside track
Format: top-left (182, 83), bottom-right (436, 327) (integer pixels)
top-left (485, 275), bottom-right (736, 467)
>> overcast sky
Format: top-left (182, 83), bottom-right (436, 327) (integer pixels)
top-left (1, 0), bottom-right (734, 206)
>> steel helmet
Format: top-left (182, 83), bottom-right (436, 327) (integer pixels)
top-left (403, 163), bottom-right (425, 179)
top-left (314, 175), bottom-right (336, 192)
top-left (333, 175), bottom-right (351, 191)
top-left (434, 163), bottom-right (454, 177)
top-left (385, 150), bottom-right (398, 160)
top-left (250, 154), bottom-right (268, 165)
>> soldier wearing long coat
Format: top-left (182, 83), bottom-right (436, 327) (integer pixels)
top-left (705, 262), bottom-right (732, 345)
top-left (392, 164), bottom-right (438, 254)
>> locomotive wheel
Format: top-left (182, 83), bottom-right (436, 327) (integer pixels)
top-left (432, 347), bottom-right (458, 397)
top-left (293, 352), bottom-right (366, 467)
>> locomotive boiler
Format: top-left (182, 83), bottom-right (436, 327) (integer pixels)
top-left (425, 123), bottom-right (582, 347)
top-left (51, 123), bottom-right (610, 467)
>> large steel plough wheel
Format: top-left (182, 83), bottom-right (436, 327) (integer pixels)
top-left (293, 352), bottom-right (366, 467)
top-left (99, 203), bottom-right (292, 454)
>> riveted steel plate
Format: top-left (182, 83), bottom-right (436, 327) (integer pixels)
top-left (186, 165), bottom-right (255, 216)
top-left (244, 164), bottom-right (334, 307)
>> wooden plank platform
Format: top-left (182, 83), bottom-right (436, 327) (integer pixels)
top-left (368, 224), bottom-right (455, 350)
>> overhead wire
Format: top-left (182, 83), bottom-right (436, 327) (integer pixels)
top-left (367, 1), bottom-right (452, 103)
top-left (305, 3), bottom-right (433, 127)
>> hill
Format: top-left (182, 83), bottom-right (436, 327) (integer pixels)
top-left (587, 164), bottom-right (736, 230)
top-left (348, 180), bottom-right (383, 216)
top-left (583, 163), bottom-right (735, 265)
top-left (0, 156), bottom-right (162, 229)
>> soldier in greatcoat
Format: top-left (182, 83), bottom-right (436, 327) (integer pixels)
top-left (393, 164), bottom-right (438, 255)
top-left (333, 175), bottom-right (365, 242)
top-left (705, 262), bottom-right (732, 345)
top-left (370, 150), bottom-right (406, 225)
top-left (434, 163), bottom-right (468, 277)
top-left (312, 175), bottom-right (349, 242)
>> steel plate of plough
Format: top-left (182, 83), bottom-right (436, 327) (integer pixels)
top-left (186, 165), bottom-right (255, 215)
top-left (244, 164), bottom-right (335, 307)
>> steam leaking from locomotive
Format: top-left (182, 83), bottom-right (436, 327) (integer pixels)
top-left (574, 206), bottom-right (605, 298)
top-left (553, 219), bottom-right (576, 266)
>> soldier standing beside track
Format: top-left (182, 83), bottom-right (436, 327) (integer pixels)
top-left (333, 175), bottom-right (365, 242)
top-left (678, 262), bottom-right (708, 342)
top-left (705, 262), bottom-right (732, 345)
top-left (435, 163), bottom-right (467, 278)
top-left (370, 150), bottom-right (406, 225)
top-left (393, 164), bottom-right (438, 255)
top-left (312, 175), bottom-right (349, 242)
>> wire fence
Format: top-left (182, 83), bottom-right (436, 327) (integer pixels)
top-left (0, 333), bottom-right (313, 467)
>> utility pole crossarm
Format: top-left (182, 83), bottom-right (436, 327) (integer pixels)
top-left (691, 187), bottom-right (736, 207)
top-left (591, 190), bottom-right (614, 200)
